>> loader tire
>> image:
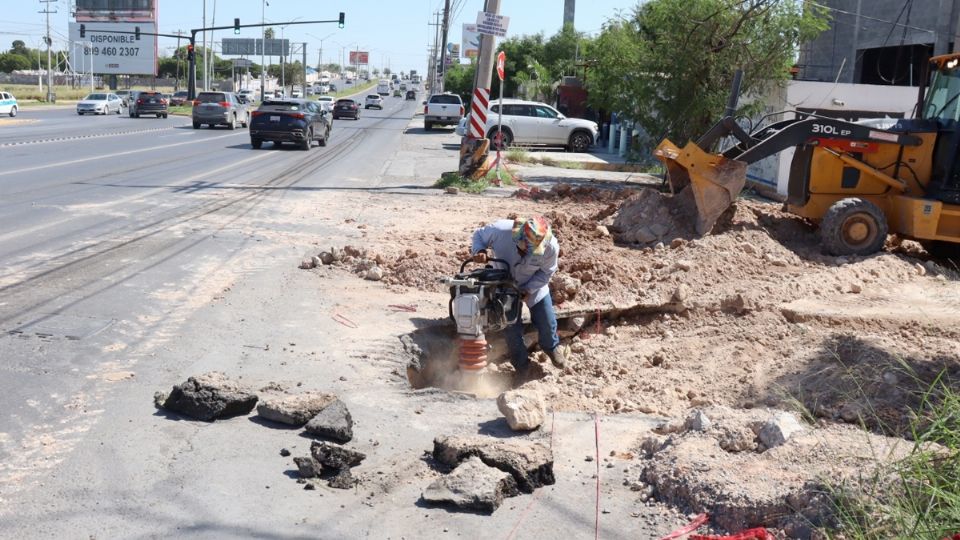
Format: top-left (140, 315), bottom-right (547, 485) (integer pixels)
top-left (820, 197), bottom-right (888, 256)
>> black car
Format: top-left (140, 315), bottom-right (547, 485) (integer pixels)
top-left (249, 99), bottom-right (331, 150)
top-left (132, 91), bottom-right (168, 118)
top-left (405, 90), bottom-right (416, 100)
top-left (333, 98), bottom-right (360, 120)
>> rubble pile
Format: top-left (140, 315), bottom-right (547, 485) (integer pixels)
top-left (518, 182), bottom-right (638, 204)
top-left (153, 372), bottom-right (258, 422)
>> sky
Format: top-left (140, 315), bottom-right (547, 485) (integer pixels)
top-left (0, 0), bottom-right (635, 74)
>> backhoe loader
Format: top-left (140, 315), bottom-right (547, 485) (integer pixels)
top-left (655, 53), bottom-right (960, 256)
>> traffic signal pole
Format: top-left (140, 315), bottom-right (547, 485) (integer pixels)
top-left (87, 14), bottom-right (345, 100)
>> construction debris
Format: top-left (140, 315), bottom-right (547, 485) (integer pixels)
top-left (432, 435), bottom-right (555, 493)
top-left (422, 456), bottom-right (520, 513)
top-left (153, 372), bottom-right (258, 422)
top-left (496, 387), bottom-right (546, 431)
top-left (294, 456), bottom-right (323, 478)
top-left (256, 392), bottom-right (337, 426)
top-left (304, 399), bottom-right (354, 443)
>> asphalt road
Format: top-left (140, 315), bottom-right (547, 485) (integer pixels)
top-left (0, 94), bottom-right (422, 519)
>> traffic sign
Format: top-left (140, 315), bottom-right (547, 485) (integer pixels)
top-left (476, 11), bottom-right (509, 38)
top-left (496, 51), bottom-right (505, 81)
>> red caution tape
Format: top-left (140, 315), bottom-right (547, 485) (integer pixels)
top-left (658, 513), bottom-right (709, 540)
top-left (690, 528), bottom-right (775, 540)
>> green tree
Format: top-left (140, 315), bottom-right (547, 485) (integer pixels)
top-left (587, 0), bottom-right (828, 146)
top-left (10, 40), bottom-right (28, 55)
top-left (443, 61), bottom-right (477, 103)
top-left (264, 27), bottom-right (275, 40)
top-left (0, 52), bottom-right (32, 72)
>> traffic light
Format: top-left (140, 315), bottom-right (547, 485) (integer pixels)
top-left (186, 43), bottom-right (195, 61)
top-left (234, 18), bottom-right (240, 34)
top-left (135, 26), bottom-right (140, 40)
top-left (79, 24), bottom-right (85, 38)
top-left (338, 12), bottom-right (345, 29)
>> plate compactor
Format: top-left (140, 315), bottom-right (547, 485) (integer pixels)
top-left (443, 258), bottom-right (522, 373)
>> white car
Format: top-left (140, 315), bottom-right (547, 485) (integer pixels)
top-left (364, 94), bottom-right (384, 110)
top-left (316, 96), bottom-right (335, 112)
top-left (458, 99), bottom-right (598, 152)
top-left (77, 92), bottom-right (124, 115)
top-left (0, 91), bottom-right (18, 117)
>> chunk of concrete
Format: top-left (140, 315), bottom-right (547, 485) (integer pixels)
top-left (294, 456), bottom-right (323, 478)
top-left (154, 371), bottom-right (258, 422)
top-left (758, 412), bottom-right (805, 449)
top-left (304, 399), bottom-right (354, 443)
top-left (423, 456), bottom-right (520, 513)
top-left (433, 435), bottom-right (555, 493)
top-left (496, 388), bottom-right (545, 431)
top-left (684, 409), bottom-right (711, 432)
top-left (256, 392), bottom-right (337, 426)
top-left (311, 441), bottom-right (366, 470)
top-left (327, 469), bottom-right (359, 490)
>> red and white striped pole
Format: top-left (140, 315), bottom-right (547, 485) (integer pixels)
top-left (468, 87), bottom-right (489, 139)
top-left (458, 0), bottom-right (501, 176)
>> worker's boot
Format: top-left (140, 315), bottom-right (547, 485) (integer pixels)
top-left (546, 345), bottom-right (568, 368)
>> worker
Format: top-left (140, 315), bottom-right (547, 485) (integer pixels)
top-left (471, 216), bottom-right (567, 377)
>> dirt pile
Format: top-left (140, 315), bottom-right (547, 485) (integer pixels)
top-left (632, 406), bottom-right (916, 537)
top-left (610, 188), bottom-right (699, 246)
top-left (518, 182), bottom-right (639, 204)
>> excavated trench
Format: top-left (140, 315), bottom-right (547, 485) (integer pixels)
top-left (401, 302), bottom-right (686, 397)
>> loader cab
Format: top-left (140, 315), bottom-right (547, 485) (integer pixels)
top-left (920, 54), bottom-right (960, 204)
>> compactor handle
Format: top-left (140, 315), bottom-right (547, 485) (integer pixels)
top-left (459, 257), bottom-right (508, 273)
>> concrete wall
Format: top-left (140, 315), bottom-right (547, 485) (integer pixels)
top-left (746, 80), bottom-right (918, 194)
top-left (798, 0), bottom-right (959, 83)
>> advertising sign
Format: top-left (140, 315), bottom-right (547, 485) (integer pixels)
top-left (349, 51), bottom-right (369, 64)
top-left (462, 23), bottom-right (480, 58)
top-left (69, 21), bottom-right (157, 75)
top-left (476, 11), bottom-right (510, 38)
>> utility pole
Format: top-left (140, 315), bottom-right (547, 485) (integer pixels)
top-left (202, 0), bottom-right (207, 91)
top-left (40, 0), bottom-right (57, 102)
top-left (260, 0), bottom-right (266, 99)
top-left (428, 11), bottom-right (441, 93)
top-left (209, 0), bottom-right (217, 90)
top-left (439, 0), bottom-right (450, 93)
top-left (459, 0), bottom-right (501, 176)
top-left (174, 30), bottom-right (184, 91)
top-left (302, 42), bottom-right (307, 92)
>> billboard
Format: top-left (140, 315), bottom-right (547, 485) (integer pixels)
top-left (69, 21), bottom-right (157, 75)
top-left (75, 0), bottom-right (156, 22)
top-left (349, 51), bottom-right (369, 64)
top-left (462, 24), bottom-right (480, 58)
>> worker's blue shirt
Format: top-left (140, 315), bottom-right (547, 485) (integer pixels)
top-left (471, 219), bottom-right (559, 308)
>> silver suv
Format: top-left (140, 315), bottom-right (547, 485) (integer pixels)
top-left (192, 91), bottom-right (250, 129)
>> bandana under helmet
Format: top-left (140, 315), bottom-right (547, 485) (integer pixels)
top-left (511, 216), bottom-right (552, 255)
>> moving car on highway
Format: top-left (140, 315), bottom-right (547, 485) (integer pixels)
top-left (249, 98), bottom-right (331, 150)
top-left (316, 96), bottom-right (335, 112)
top-left (364, 94), bottom-right (384, 110)
top-left (332, 98), bottom-right (360, 120)
top-left (455, 98), bottom-right (598, 152)
top-left (405, 90), bottom-right (417, 101)
top-left (192, 91), bottom-right (249, 129)
top-left (132, 91), bottom-right (169, 118)
top-left (170, 91), bottom-right (189, 106)
top-left (237, 89), bottom-right (256, 104)
top-left (77, 92), bottom-right (124, 115)
top-left (0, 91), bottom-right (18, 117)
top-left (115, 89), bottom-right (134, 108)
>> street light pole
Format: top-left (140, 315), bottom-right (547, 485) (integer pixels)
top-left (40, 0), bottom-right (57, 102)
top-left (261, 0), bottom-right (266, 100)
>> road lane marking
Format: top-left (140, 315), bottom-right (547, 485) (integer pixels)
top-left (0, 131), bottom-right (244, 177)
top-left (0, 150), bottom-right (282, 246)
top-left (0, 124), bottom-right (188, 147)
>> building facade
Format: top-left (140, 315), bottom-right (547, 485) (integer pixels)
top-left (797, 0), bottom-right (960, 86)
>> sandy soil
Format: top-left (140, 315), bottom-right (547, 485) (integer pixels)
top-left (298, 178), bottom-right (960, 536)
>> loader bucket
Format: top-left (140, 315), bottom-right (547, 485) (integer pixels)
top-left (654, 139), bottom-right (749, 235)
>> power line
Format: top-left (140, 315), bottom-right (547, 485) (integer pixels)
top-left (808, 1), bottom-right (936, 34)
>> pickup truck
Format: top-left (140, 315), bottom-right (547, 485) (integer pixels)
top-left (424, 93), bottom-right (464, 130)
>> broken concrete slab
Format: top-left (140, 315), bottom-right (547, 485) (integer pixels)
top-left (758, 412), bottom-right (805, 449)
top-left (256, 392), bottom-right (337, 426)
top-left (153, 371), bottom-right (258, 422)
top-left (422, 456), bottom-right (520, 513)
top-left (294, 456), bottom-right (323, 478)
top-left (433, 435), bottom-right (555, 493)
top-left (327, 469), bottom-right (359, 490)
top-left (310, 441), bottom-right (366, 470)
top-left (496, 388), bottom-right (545, 431)
top-left (304, 399), bottom-right (354, 443)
